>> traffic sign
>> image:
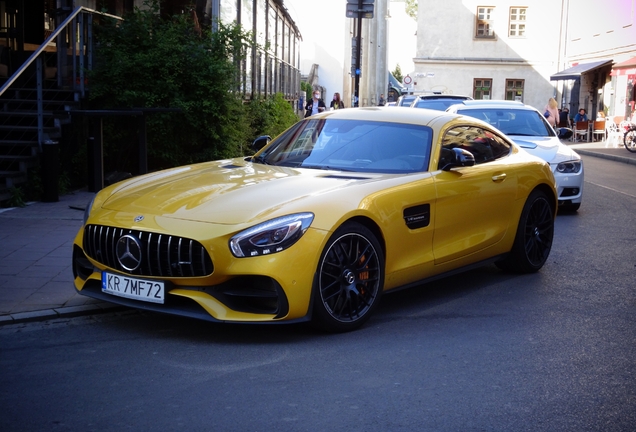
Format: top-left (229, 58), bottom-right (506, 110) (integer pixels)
top-left (403, 75), bottom-right (412, 85)
top-left (346, 3), bottom-right (374, 18)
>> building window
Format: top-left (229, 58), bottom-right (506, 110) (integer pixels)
top-left (505, 79), bottom-right (524, 101)
top-left (476, 7), bottom-right (495, 38)
top-left (509, 7), bottom-right (527, 37)
top-left (474, 79), bottom-right (492, 100)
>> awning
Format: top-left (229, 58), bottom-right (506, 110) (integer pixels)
top-left (550, 60), bottom-right (613, 81)
top-left (610, 56), bottom-right (636, 77)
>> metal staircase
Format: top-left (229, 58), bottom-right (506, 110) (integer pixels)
top-left (0, 85), bottom-right (78, 199)
top-left (0, 7), bottom-right (118, 202)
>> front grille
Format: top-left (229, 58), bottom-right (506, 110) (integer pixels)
top-left (83, 224), bottom-right (213, 278)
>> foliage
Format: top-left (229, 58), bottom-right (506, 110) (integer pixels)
top-left (405, 0), bottom-right (418, 20)
top-left (88, 0), bottom-right (265, 173)
top-left (248, 93), bottom-right (300, 142)
top-left (301, 81), bottom-right (313, 105)
top-left (392, 64), bottom-right (404, 83)
top-left (6, 187), bottom-right (26, 208)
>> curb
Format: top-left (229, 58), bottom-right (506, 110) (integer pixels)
top-left (0, 302), bottom-right (127, 326)
top-left (575, 149), bottom-right (636, 166)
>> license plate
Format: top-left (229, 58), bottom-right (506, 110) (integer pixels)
top-left (102, 272), bottom-right (165, 304)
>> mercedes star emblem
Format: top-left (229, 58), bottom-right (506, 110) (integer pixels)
top-left (116, 234), bottom-right (143, 271)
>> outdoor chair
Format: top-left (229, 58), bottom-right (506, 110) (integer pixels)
top-left (605, 120), bottom-right (623, 147)
top-left (592, 120), bottom-right (606, 141)
top-left (573, 121), bottom-right (589, 142)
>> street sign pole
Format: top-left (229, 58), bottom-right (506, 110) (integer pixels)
top-left (354, 0), bottom-right (362, 106)
top-left (347, 0), bottom-right (374, 107)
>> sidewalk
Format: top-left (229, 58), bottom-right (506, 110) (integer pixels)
top-left (0, 189), bottom-right (121, 325)
top-left (1, 141), bottom-right (635, 326)
top-left (569, 139), bottom-right (636, 165)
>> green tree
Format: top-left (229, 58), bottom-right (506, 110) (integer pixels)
top-left (301, 81), bottom-right (313, 105)
top-left (88, 0), bottom-right (295, 174)
top-left (405, 0), bottom-right (418, 20)
top-left (392, 64), bottom-right (404, 83)
top-left (248, 93), bottom-right (300, 140)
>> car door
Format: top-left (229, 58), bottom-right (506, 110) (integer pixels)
top-left (432, 125), bottom-right (517, 265)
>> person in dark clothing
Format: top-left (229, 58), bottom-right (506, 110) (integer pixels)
top-left (558, 107), bottom-right (571, 128)
top-left (330, 92), bottom-right (345, 110)
top-left (305, 90), bottom-right (326, 117)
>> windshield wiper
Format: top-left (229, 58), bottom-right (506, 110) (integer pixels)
top-left (251, 154), bottom-right (270, 165)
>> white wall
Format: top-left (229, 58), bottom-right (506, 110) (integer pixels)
top-left (413, 0), bottom-right (562, 110)
top-left (285, 0), bottom-right (346, 104)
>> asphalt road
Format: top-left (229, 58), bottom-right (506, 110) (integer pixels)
top-left (1, 155), bottom-right (635, 432)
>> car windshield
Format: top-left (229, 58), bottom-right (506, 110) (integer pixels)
top-left (457, 108), bottom-right (555, 137)
top-left (258, 119), bottom-right (432, 173)
top-left (399, 96), bottom-right (416, 106)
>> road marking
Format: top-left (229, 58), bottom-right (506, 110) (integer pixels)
top-left (586, 181), bottom-right (636, 199)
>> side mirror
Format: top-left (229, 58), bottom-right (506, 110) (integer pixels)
top-left (441, 148), bottom-right (476, 171)
top-left (557, 127), bottom-right (573, 140)
top-left (251, 135), bottom-right (271, 151)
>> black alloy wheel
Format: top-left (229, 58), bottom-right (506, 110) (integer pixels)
top-left (497, 190), bottom-right (555, 273)
top-left (312, 222), bottom-right (384, 332)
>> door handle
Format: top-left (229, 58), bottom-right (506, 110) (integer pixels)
top-left (492, 173), bottom-right (507, 182)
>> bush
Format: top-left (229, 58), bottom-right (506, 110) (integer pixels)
top-left (88, 1), bottom-right (297, 174)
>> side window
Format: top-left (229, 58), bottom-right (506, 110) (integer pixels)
top-left (439, 126), bottom-right (511, 169)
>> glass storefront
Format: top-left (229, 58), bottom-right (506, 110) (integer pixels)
top-left (215, 0), bottom-right (302, 103)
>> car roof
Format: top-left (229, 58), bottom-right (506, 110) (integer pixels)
top-left (446, 100), bottom-right (541, 113)
top-left (451, 100), bottom-right (528, 108)
top-left (307, 106), bottom-right (462, 126)
top-left (416, 94), bottom-right (473, 101)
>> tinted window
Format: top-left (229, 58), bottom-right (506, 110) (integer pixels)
top-left (438, 126), bottom-right (511, 169)
top-left (260, 119), bottom-right (433, 174)
top-left (398, 96), bottom-right (417, 106)
top-left (414, 99), bottom-right (467, 111)
top-left (457, 108), bottom-right (555, 136)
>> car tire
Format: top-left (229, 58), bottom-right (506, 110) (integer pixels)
top-left (497, 189), bottom-right (554, 273)
top-left (311, 222), bottom-right (384, 332)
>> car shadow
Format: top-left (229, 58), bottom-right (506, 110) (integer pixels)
top-left (88, 263), bottom-right (529, 344)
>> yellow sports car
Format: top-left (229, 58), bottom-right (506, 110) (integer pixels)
top-left (72, 107), bottom-right (557, 331)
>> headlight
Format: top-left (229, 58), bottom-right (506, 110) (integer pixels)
top-left (229, 213), bottom-right (314, 258)
top-left (556, 160), bottom-right (582, 174)
top-left (83, 196), bottom-right (95, 225)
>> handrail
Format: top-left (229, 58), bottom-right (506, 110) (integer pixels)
top-left (0, 6), bottom-right (122, 97)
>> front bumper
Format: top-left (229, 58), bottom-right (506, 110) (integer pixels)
top-left (72, 220), bottom-right (329, 324)
top-left (553, 165), bottom-right (584, 204)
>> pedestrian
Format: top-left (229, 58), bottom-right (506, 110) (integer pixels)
top-left (574, 108), bottom-right (588, 123)
top-left (305, 90), bottom-right (326, 118)
top-left (543, 97), bottom-right (559, 128)
top-left (330, 92), bottom-right (345, 110)
top-left (558, 107), bottom-right (570, 128)
top-left (378, 93), bottom-right (386, 106)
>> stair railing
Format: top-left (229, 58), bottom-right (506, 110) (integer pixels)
top-left (0, 6), bottom-right (122, 148)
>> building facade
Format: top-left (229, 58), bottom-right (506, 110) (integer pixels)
top-left (412, 0), bottom-right (561, 111)
top-left (552, 0), bottom-right (636, 121)
top-left (412, 0), bottom-right (636, 120)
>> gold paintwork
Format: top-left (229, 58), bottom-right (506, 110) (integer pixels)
top-left (73, 107), bottom-right (557, 324)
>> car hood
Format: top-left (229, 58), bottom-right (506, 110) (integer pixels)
top-left (510, 136), bottom-right (580, 164)
top-left (101, 158), bottom-right (383, 225)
